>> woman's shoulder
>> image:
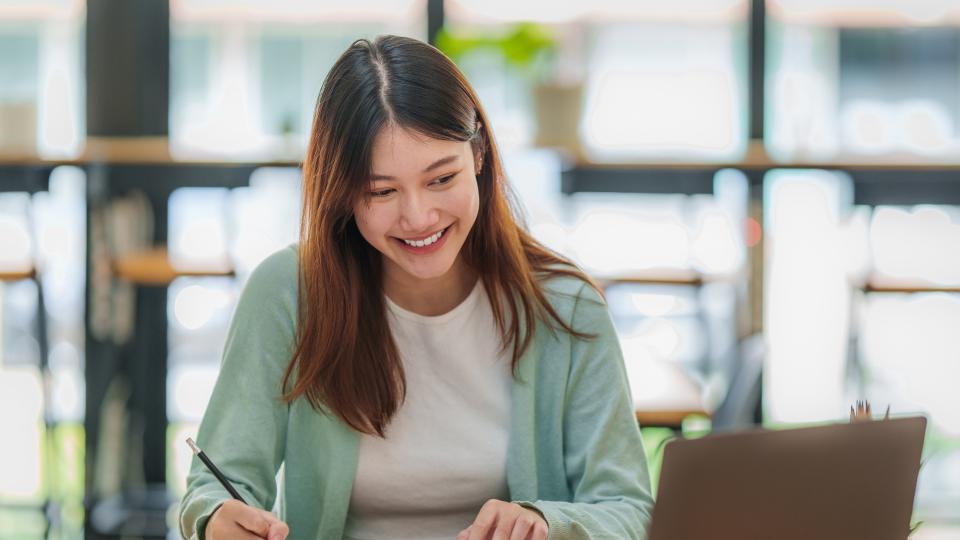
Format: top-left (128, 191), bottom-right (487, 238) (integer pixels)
top-left (538, 267), bottom-right (606, 319)
top-left (239, 243), bottom-right (300, 304)
top-left (248, 243), bottom-right (299, 281)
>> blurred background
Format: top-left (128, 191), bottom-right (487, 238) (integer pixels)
top-left (1, 0), bottom-right (959, 538)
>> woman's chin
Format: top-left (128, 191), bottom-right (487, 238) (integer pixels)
top-left (399, 262), bottom-right (456, 282)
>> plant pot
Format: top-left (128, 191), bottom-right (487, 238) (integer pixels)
top-left (0, 101), bottom-right (37, 156)
top-left (532, 82), bottom-right (584, 160)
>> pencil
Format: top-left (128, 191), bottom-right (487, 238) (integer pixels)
top-left (187, 437), bottom-right (248, 504)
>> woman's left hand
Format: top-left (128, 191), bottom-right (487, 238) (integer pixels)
top-left (457, 499), bottom-right (549, 540)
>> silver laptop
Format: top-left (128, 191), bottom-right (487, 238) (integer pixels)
top-left (649, 416), bottom-right (927, 540)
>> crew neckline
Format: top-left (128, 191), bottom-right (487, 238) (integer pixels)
top-left (385, 279), bottom-right (484, 325)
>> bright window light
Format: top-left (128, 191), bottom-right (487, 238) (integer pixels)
top-left (770, 0), bottom-right (960, 25)
top-left (0, 366), bottom-right (43, 499)
top-left (870, 206), bottom-right (960, 285)
top-left (172, 284), bottom-right (232, 331)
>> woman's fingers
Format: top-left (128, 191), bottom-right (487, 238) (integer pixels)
top-left (208, 499), bottom-right (289, 540)
top-left (508, 513), bottom-right (535, 540)
top-left (266, 520), bottom-right (290, 540)
top-left (467, 499), bottom-right (504, 539)
top-left (460, 500), bottom-right (548, 540)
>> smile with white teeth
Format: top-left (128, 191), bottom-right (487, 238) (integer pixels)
top-left (401, 227), bottom-right (446, 247)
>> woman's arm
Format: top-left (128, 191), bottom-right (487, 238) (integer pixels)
top-left (179, 248), bottom-right (297, 540)
top-left (523, 282), bottom-right (656, 540)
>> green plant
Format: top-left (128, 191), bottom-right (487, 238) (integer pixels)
top-left (436, 22), bottom-right (558, 82)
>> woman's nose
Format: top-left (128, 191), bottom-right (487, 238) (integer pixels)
top-left (399, 192), bottom-right (440, 232)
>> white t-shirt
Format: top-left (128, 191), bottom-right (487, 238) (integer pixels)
top-left (342, 280), bottom-right (513, 540)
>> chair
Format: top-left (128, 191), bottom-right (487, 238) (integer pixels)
top-left (710, 332), bottom-right (765, 430)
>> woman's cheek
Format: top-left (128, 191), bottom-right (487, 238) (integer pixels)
top-left (447, 182), bottom-right (480, 221)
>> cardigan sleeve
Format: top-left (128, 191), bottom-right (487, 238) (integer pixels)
top-left (521, 281), bottom-right (655, 539)
top-left (178, 248), bottom-right (297, 540)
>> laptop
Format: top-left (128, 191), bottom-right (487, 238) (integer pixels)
top-left (648, 416), bottom-right (927, 540)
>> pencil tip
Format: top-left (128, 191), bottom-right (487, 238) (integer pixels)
top-left (186, 437), bottom-right (200, 454)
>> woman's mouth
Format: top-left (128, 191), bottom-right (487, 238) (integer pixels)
top-left (393, 225), bottom-right (452, 254)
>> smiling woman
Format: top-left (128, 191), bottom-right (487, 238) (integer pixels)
top-left (356, 127), bottom-right (481, 315)
top-left (179, 35), bottom-right (654, 540)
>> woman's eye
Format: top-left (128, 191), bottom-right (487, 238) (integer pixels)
top-left (370, 188), bottom-right (394, 198)
top-left (434, 174), bottom-right (456, 186)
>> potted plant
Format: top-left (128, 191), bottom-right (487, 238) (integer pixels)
top-left (437, 22), bottom-right (585, 160)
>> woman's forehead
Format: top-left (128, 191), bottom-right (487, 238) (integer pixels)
top-left (370, 125), bottom-right (467, 175)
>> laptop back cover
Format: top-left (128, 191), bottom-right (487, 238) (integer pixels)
top-left (649, 416), bottom-right (926, 540)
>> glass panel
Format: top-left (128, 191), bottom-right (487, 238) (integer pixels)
top-left (767, 2), bottom-right (960, 161)
top-left (165, 170), bottom-right (301, 498)
top-left (503, 148), bottom-right (746, 421)
top-left (765, 169), bottom-right (853, 423)
top-left (169, 0), bottom-right (427, 159)
top-left (858, 205), bottom-right (960, 523)
top-left (445, 0), bottom-right (748, 159)
top-left (0, 168), bottom-right (86, 538)
top-left (0, 1), bottom-right (83, 157)
top-left (770, 0), bottom-right (960, 26)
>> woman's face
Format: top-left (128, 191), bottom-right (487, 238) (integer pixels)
top-left (353, 124), bottom-right (481, 284)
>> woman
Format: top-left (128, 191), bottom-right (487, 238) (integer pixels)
top-left (180, 35), bottom-right (653, 540)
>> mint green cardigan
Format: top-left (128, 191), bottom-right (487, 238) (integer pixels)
top-left (179, 245), bottom-right (654, 539)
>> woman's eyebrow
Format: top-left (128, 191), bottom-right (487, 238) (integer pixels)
top-left (370, 155), bottom-right (460, 180)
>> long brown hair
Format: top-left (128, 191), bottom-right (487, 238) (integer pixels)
top-left (283, 35), bottom-right (598, 436)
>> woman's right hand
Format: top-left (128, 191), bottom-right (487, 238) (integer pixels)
top-left (205, 499), bottom-right (290, 540)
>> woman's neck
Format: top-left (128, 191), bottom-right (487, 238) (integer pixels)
top-left (383, 258), bottom-right (478, 317)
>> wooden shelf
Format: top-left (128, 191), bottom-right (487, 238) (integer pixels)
top-left (113, 248), bottom-right (234, 286)
top-left (571, 141), bottom-right (960, 172)
top-left (862, 277), bottom-right (960, 294)
top-left (3, 137), bottom-right (960, 171)
top-left (594, 268), bottom-right (705, 288)
top-left (0, 268), bottom-right (35, 282)
top-left (0, 137), bottom-right (301, 167)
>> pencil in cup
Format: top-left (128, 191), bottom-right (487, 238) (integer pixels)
top-left (187, 437), bottom-right (248, 504)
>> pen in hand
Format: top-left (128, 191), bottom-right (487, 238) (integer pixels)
top-left (187, 437), bottom-right (247, 504)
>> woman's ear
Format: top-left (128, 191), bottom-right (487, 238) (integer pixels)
top-left (472, 122), bottom-right (485, 174)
